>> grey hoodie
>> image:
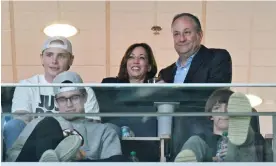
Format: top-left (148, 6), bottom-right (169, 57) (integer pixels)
top-left (6, 117), bottom-right (122, 161)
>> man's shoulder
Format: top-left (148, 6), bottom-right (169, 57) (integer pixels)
top-left (85, 122), bottom-right (117, 134)
top-left (13, 75), bottom-right (42, 94)
top-left (80, 122), bottom-right (117, 140)
top-left (204, 46), bottom-right (231, 59)
top-left (86, 122), bottom-right (110, 129)
top-left (160, 63), bottom-right (176, 72)
top-left (18, 74), bottom-right (43, 84)
top-left (196, 45), bottom-right (231, 67)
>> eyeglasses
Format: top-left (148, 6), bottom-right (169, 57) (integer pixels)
top-left (63, 129), bottom-right (84, 146)
top-left (56, 94), bottom-right (83, 106)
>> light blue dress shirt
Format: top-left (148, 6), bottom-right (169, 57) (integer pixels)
top-left (173, 55), bottom-right (195, 83)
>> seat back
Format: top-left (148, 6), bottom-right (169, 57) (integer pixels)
top-left (93, 87), bottom-right (160, 161)
top-left (251, 108), bottom-right (260, 133)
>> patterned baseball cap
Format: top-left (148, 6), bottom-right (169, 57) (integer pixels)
top-left (53, 71), bottom-right (84, 95)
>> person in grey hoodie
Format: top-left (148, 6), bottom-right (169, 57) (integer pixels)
top-left (6, 71), bottom-right (122, 162)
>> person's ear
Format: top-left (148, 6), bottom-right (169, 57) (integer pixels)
top-left (147, 65), bottom-right (152, 72)
top-left (54, 98), bottom-right (59, 109)
top-left (68, 55), bottom-right (74, 68)
top-left (198, 31), bottom-right (203, 40)
top-left (66, 55), bottom-right (74, 71)
top-left (40, 54), bottom-right (44, 67)
top-left (83, 92), bottom-right (88, 103)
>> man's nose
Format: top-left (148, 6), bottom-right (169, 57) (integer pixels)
top-left (179, 34), bottom-right (187, 42)
top-left (66, 98), bottom-right (73, 107)
top-left (51, 55), bottom-right (58, 64)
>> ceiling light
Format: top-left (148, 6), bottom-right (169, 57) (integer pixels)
top-left (43, 24), bottom-right (78, 38)
top-left (151, 25), bottom-right (162, 35)
top-left (246, 94), bottom-right (262, 107)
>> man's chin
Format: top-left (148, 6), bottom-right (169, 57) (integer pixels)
top-left (177, 50), bottom-right (191, 57)
top-left (64, 116), bottom-right (79, 121)
top-left (218, 126), bottom-right (228, 131)
top-left (48, 70), bottom-right (63, 77)
top-left (129, 74), bottom-right (145, 80)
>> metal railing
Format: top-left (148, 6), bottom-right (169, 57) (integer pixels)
top-left (1, 83), bottom-right (276, 162)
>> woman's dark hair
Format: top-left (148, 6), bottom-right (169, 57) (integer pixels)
top-left (117, 43), bottom-right (157, 81)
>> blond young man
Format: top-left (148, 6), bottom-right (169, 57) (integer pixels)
top-left (4, 36), bottom-right (100, 150)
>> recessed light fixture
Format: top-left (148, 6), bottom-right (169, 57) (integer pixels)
top-left (43, 24), bottom-right (78, 38)
top-left (151, 25), bottom-right (162, 35)
top-left (246, 94), bottom-right (262, 107)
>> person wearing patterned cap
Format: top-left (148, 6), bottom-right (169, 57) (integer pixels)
top-left (4, 36), bottom-right (100, 151)
top-left (6, 71), bottom-right (123, 162)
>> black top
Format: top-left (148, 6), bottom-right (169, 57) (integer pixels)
top-left (100, 77), bottom-right (159, 162)
top-left (101, 77), bottom-right (148, 83)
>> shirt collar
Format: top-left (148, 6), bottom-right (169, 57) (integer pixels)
top-left (175, 46), bottom-right (201, 68)
top-left (175, 54), bottom-right (195, 68)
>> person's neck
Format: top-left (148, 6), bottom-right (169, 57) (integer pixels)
top-left (178, 45), bottom-right (201, 66)
top-left (213, 126), bottom-right (227, 136)
top-left (129, 77), bottom-right (145, 83)
top-left (44, 73), bottom-right (55, 83)
top-left (178, 55), bottom-right (191, 67)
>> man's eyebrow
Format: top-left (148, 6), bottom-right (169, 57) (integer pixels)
top-left (172, 28), bottom-right (191, 33)
top-left (44, 51), bottom-right (53, 54)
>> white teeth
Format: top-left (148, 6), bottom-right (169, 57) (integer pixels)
top-left (132, 67), bottom-right (140, 70)
top-left (50, 67), bottom-right (59, 70)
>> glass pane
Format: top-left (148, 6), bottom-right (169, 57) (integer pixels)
top-left (1, 85), bottom-right (275, 162)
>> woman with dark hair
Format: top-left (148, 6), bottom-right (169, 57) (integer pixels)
top-left (100, 43), bottom-right (160, 162)
top-left (102, 43), bottom-right (158, 83)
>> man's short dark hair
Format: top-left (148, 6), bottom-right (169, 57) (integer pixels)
top-left (205, 88), bottom-right (234, 113)
top-left (171, 13), bottom-right (202, 32)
